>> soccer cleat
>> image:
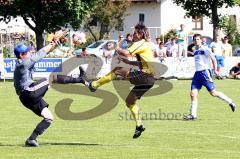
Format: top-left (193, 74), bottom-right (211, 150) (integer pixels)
top-left (88, 82), bottom-right (97, 92)
top-left (133, 125), bottom-right (145, 139)
top-left (25, 139), bottom-right (39, 147)
top-left (183, 114), bottom-right (197, 121)
top-left (229, 102), bottom-right (237, 112)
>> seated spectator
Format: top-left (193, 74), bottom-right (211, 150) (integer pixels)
top-left (103, 42), bottom-right (116, 63)
top-left (166, 37), bottom-right (178, 57)
top-left (154, 42), bottom-right (167, 62)
top-left (229, 62), bottom-right (240, 79)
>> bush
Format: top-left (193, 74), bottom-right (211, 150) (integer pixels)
top-left (2, 47), bottom-right (10, 58)
top-left (159, 29), bottom-right (177, 43)
top-left (219, 16), bottom-right (240, 46)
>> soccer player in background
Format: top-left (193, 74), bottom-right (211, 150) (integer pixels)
top-left (14, 31), bottom-right (67, 147)
top-left (184, 34), bottom-right (237, 120)
top-left (82, 23), bottom-right (156, 138)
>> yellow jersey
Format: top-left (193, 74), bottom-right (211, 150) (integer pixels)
top-left (128, 39), bottom-right (155, 75)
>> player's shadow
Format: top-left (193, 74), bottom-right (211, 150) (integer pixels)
top-left (0, 143), bottom-right (22, 147)
top-left (41, 142), bottom-right (100, 146)
top-left (0, 142), bottom-right (100, 147)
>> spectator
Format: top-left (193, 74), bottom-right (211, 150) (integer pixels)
top-left (154, 37), bottom-right (161, 51)
top-left (167, 37), bottom-right (178, 57)
top-left (210, 36), bottom-right (224, 79)
top-left (121, 33), bottom-right (133, 49)
top-left (176, 24), bottom-right (188, 57)
top-left (202, 37), bottom-right (210, 48)
top-left (222, 36), bottom-right (232, 57)
top-left (155, 37), bottom-right (161, 45)
top-left (81, 48), bottom-right (89, 57)
top-left (118, 34), bottom-right (124, 42)
top-left (229, 62), bottom-right (240, 79)
top-left (154, 42), bottom-right (167, 62)
top-left (103, 42), bottom-right (115, 63)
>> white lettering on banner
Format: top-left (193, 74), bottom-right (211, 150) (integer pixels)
top-left (34, 62), bottom-right (62, 68)
top-left (1, 57), bottom-right (240, 79)
top-left (4, 60), bottom-right (16, 71)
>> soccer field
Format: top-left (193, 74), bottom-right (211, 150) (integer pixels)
top-left (0, 79), bottom-right (240, 159)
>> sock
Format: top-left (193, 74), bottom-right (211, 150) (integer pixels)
top-left (92, 71), bottom-right (116, 88)
top-left (72, 77), bottom-right (83, 83)
top-left (29, 119), bottom-right (52, 140)
top-left (129, 104), bottom-right (142, 127)
top-left (190, 101), bottom-right (198, 118)
top-left (217, 92), bottom-right (233, 104)
top-left (56, 75), bottom-right (83, 84)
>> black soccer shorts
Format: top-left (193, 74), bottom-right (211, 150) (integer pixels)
top-left (128, 69), bottom-right (155, 99)
top-left (19, 78), bottom-right (49, 116)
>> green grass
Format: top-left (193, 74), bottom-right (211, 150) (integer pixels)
top-left (0, 79), bottom-right (240, 159)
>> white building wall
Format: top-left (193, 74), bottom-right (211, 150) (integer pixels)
top-left (122, 1), bottom-right (240, 40)
top-left (123, 2), bottom-right (161, 39)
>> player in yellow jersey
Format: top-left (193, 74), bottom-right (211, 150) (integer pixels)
top-left (82, 23), bottom-right (156, 138)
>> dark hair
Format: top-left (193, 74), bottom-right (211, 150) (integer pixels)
top-left (238, 63), bottom-right (240, 67)
top-left (134, 23), bottom-right (149, 40)
top-left (193, 33), bottom-right (202, 40)
top-left (224, 36), bottom-right (229, 39)
top-left (82, 47), bottom-right (86, 51)
top-left (126, 33), bottom-right (131, 38)
top-left (159, 42), bottom-right (164, 45)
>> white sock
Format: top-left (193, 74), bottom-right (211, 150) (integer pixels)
top-left (84, 81), bottom-right (90, 87)
top-left (190, 101), bottom-right (198, 118)
top-left (217, 92), bottom-right (233, 104)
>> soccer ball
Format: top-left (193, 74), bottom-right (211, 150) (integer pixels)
top-left (72, 32), bottom-right (86, 46)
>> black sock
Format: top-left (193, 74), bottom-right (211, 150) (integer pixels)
top-left (57, 75), bottom-right (83, 83)
top-left (29, 119), bottom-right (52, 140)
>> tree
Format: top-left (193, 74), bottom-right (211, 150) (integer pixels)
top-left (84, 0), bottom-right (130, 41)
top-left (235, 0), bottom-right (240, 5)
top-left (0, 0), bottom-right (97, 50)
top-left (219, 16), bottom-right (240, 46)
top-left (173, 0), bottom-right (236, 40)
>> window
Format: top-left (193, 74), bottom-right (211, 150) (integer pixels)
top-left (139, 13), bottom-right (145, 23)
top-left (192, 16), bottom-right (203, 30)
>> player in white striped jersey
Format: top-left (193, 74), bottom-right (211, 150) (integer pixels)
top-left (184, 34), bottom-right (237, 120)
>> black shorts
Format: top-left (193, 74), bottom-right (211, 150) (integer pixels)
top-left (129, 70), bottom-right (155, 99)
top-left (19, 78), bottom-right (49, 116)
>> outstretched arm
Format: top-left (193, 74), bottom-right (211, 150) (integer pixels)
top-left (26, 30), bottom-right (67, 67)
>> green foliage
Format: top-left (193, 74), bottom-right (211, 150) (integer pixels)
top-left (160, 29), bottom-right (177, 43)
top-left (2, 47), bottom-right (10, 58)
top-left (84, 0), bottom-right (130, 40)
top-left (235, 0), bottom-right (240, 5)
top-left (219, 16), bottom-right (240, 46)
top-left (173, 0), bottom-right (235, 17)
top-left (0, 0), bottom-right (97, 49)
top-left (173, 0), bottom-right (236, 40)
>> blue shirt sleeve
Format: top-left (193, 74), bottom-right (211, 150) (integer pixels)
top-left (23, 49), bottom-right (47, 68)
